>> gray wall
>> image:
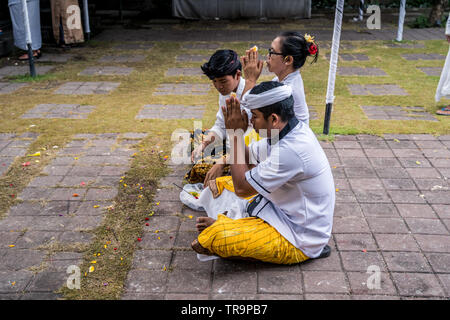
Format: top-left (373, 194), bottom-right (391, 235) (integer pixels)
top-left (173, 0), bottom-right (311, 19)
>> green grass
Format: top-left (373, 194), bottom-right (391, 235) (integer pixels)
top-left (0, 37), bottom-right (449, 299)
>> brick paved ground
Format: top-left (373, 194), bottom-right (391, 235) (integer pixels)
top-left (122, 134), bottom-right (449, 300)
top-left (0, 16), bottom-right (448, 300)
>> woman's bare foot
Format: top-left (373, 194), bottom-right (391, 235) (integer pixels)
top-left (196, 216), bottom-right (216, 233)
top-left (191, 238), bottom-right (214, 255)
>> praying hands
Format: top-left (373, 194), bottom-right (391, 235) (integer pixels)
top-left (222, 95), bottom-right (249, 132)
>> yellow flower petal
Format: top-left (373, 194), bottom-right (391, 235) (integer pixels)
top-left (188, 215), bottom-right (193, 219)
top-left (8, 245), bottom-right (15, 248)
top-left (90, 260), bottom-right (97, 264)
top-left (416, 161), bottom-right (421, 165)
top-left (27, 151), bottom-right (41, 157)
top-left (89, 266), bottom-right (95, 272)
top-left (93, 205), bottom-right (100, 208)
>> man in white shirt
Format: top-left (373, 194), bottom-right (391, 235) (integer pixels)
top-left (192, 81), bottom-right (335, 264)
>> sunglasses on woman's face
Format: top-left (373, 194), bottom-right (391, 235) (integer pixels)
top-left (268, 48), bottom-right (284, 57)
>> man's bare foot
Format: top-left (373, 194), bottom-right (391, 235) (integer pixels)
top-left (196, 216), bottom-right (216, 233)
top-left (191, 239), bottom-right (214, 255)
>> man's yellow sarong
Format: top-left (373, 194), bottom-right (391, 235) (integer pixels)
top-left (198, 214), bottom-right (310, 265)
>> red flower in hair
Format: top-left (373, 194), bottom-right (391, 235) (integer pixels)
top-left (308, 44), bottom-right (318, 55)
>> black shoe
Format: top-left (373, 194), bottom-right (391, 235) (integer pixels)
top-left (315, 245), bottom-right (331, 259)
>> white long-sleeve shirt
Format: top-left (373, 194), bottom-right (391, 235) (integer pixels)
top-left (273, 70), bottom-right (310, 126)
top-left (209, 77), bottom-right (251, 140)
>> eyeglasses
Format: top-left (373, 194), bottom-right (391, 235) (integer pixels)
top-left (268, 48), bottom-right (284, 57)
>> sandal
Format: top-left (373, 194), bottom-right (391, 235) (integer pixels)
top-left (18, 50), bottom-right (41, 60)
top-left (436, 106), bottom-right (450, 116)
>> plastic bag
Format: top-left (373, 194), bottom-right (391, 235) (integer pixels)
top-left (179, 183), bottom-right (205, 211)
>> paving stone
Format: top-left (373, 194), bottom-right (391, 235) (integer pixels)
top-left (0, 270), bottom-right (34, 293)
top-left (338, 67), bottom-right (386, 76)
top-left (18, 187), bottom-right (54, 201)
top-left (392, 273), bottom-right (445, 297)
top-left (359, 203), bottom-right (399, 217)
top-left (49, 188), bottom-right (86, 201)
top-left (14, 231), bottom-right (59, 248)
top-left (414, 234), bottom-right (450, 252)
top-left (67, 166), bottom-right (102, 176)
top-left (36, 53), bottom-right (74, 62)
top-left (361, 105), bottom-right (437, 121)
top-left (54, 82), bottom-right (120, 95)
top-left (0, 249), bottom-right (46, 271)
top-left (332, 216), bottom-right (370, 233)
top-left (212, 271), bottom-right (257, 294)
top-left (124, 270), bottom-right (168, 293)
top-left (388, 190), bottom-right (428, 204)
top-left (421, 191), bottom-right (450, 204)
top-left (139, 231), bottom-right (177, 249)
top-left (302, 271), bottom-right (349, 293)
top-left (405, 218), bottom-right (448, 235)
top-left (181, 43), bottom-right (220, 50)
top-left (396, 204), bottom-right (437, 218)
top-left (153, 84), bottom-right (210, 96)
top-left (374, 233), bottom-right (420, 252)
top-left (0, 65), bottom-right (54, 79)
top-left (326, 53), bottom-right (369, 61)
top-left (26, 271), bottom-right (68, 292)
top-left (349, 85), bottom-right (408, 96)
top-left (98, 55), bottom-right (146, 63)
top-left (340, 251), bottom-right (386, 272)
top-left (385, 42), bottom-right (425, 48)
top-left (367, 217), bottom-right (409, 233)
top-left (432, 205), bottom-right (450, 219)
top-left (344, 167), bottom-right (377, 178)
top-left (425, 253), bottom-right (450, 273)
top-left (383, 252), bottom-right (431, 273)
top-left (167, 269), bottom-right (211, 293)
top-left (175, 54), bottom-right (209, 62)
top-left (79, 66), bottom-right (134, 76)
top-left (381, 178), bottom-right (417, 190)
top-left (84, 188), bottom-right (118, 201)
top-left (257, 270), bottom-right (302, 294)
top-left (402, 53), bottom-right (445, 60)
top-left (58, 231), bottom-right (93, 244)
top-left (300, 251), bottom-right (342, 272)
top-left (347, 272), bottom-right (397, 296)
top-left (27, 176), bottom-right (64, 187)
top-left (113, 42), bottom-right (154, 50)
top-left (333, 203), bottom-right (363, 217)
top-left (417, 67), bottom-right (442, 77)
top-left (130, 250), bottom-right (172, 271)
top-left (165, 67), bottom-right (203, 77)
top-left (74, 201), bottom-right (111, 215)
top-left (333, 233), bottom-right (378, 251)
top-left (0, 82), bottom-right (28, 94)
top-left (170, 251), bottom-right (212, 271)
top-left (137, 104), bottom-right (206, 119)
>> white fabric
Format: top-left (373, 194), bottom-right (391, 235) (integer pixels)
top-left (198, 186), bottom-right (249, 220)
top-left (209, 77), bottom-right (249, 140)
top-left (8, 0), bottom-right (42, 50)
top-left (435, 15), bottom-right (450, 102)
top-left (272, 71), bottom-right (310, 125)
top-left (244, 121), bottom-right (335, 258)
top-left (179, 183), bottom-right (205, 211)
top-left (326, 0), bottom-right (345, 104)
top-left (241, 84), bottom-right (292, 110)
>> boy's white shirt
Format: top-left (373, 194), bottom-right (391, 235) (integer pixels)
top-left (208, 77), bottom-right (252, 141)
